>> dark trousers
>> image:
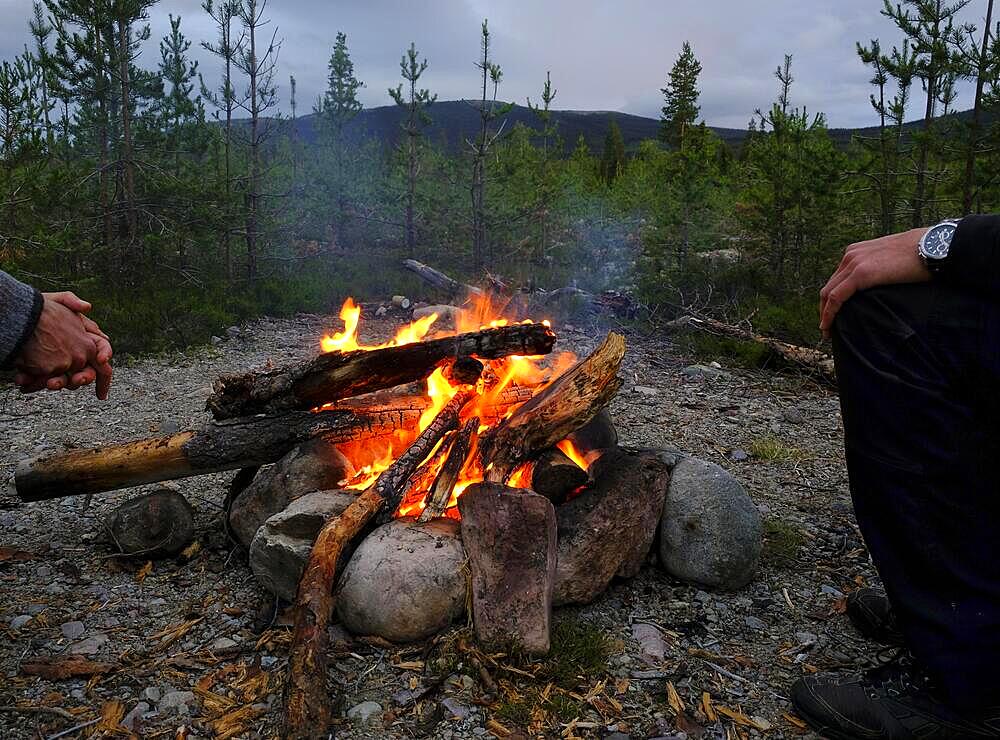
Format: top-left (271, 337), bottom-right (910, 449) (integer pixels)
top-left (833, 281), bottom-right (1000, 709)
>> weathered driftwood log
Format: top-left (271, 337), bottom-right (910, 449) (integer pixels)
top-left (529, 448), bottom-right (588, 504)
top-left (666, 315), bottom-right (836, 385)
top-left (207, 322), bottom-right (554, 420)
top-left (480, 332), bottom-right (627, 483)
top-left (283, 390), bottom-right (473, 739)
top-left (15, 408), bottom-right (418, 503)
top-left (402, 259), bottom-right (484, 303)
top-left (418, 417), bottom-right (479, 522)
top-left (459, 483), bottom-right (557, 655)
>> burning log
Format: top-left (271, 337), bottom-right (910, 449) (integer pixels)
top-left (283, 390), bottom-right (474, 739)
top-left (402, 258), bottom-right (485, 303)
top-left (207, 322), bottom-right (554, 420)
top-left (418, 417), bottom-right (479, 522)
top-left (15, 408), bottom-right (419, 502)
top-left (666, 315), bottom-right (836, 385)
top-left (481, 332), bottom-right (627, 483)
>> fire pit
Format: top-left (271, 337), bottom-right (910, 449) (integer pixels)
top-left (13, 295), bottom-right (763, 737)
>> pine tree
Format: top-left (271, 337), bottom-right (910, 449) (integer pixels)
top-left (527, 71), bottom-right (558, 269)
top-left (881, 0), bottom-right (971, 225)
top-left (599, 119), bottom-right (625, 184)
top-left (659, 41), bottom-right (702, 149)
top-left (201, 0), bottom-right (242, 280)
top-left (234, 0), bottom-right (281, 280)
top-left (389, 42), bottom-right (434, 255)
top-left (856, 38), bottom-right (916, 233)
top-left (28, 3), bottom-right (56, 149)
top-left (158, 15), bottom-right (199, 168)
top-left (468, 19), bottom-right (512, 271)
top-left (956, 0), bottom-right (997, 212)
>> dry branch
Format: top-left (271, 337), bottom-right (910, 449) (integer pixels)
top-left (207, 322), bottom-right (554, 420)
top-left (283, 390), bottom-right (474, 739)
top-left (418, 416), bottom-right (479, 522)
top-left (480, 332), bottom-right (627, 483)
top-left (15, 408), bottom-right (420, 502)
top-left (667, 315), bottom-right (836, 385)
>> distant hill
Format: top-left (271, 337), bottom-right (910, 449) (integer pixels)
top-left (272, 100), bottom-right (749, 152)
top-left (259, 100), bottom-right (982, 153)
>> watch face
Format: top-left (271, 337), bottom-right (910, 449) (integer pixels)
top-left (923, 224), bottom-right (957, 259)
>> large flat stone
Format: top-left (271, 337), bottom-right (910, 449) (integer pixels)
top-left (459, 484), bottom-right (556, 655)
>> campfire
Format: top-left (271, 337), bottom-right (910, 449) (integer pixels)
top-left (15, 291), bottom-right (664, 737)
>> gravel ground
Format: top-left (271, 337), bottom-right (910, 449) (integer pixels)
top-left (0, 310), bottom-right (880, 739)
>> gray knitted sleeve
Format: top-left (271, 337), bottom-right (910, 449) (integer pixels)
top-left (0, 270), bottom-right (43, 367)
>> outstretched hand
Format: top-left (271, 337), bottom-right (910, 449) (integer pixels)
top-left (12, 291), bottom-right (114, 400)
top-left (819, 228), bottom-right (931, 338)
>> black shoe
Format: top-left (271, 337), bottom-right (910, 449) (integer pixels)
top-left (846, 588), bottom-right (903, 645)
top-left (791, 653), bottom-right (1000, 739)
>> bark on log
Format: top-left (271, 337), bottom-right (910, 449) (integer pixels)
top-left (207, 322), bottom-right (554, 420)
top-left (666, 315), bottom-right (836, 385)
top-left (402, 259), bottom-right (484, 303)
top-left (16, 408), bottom-right (419, 503)
top-left (480, 332), bottom-right (627, 483)
top-left (283, 390), bottom-right (472, 739)
top-left (418, 417), bottom-right (479, 522)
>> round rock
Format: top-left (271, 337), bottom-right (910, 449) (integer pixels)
top-left (336, 518), bottom-right (466, 643)
top-left (229, 438), bottom-right (355, 548)
top-left (108, 489), bottom-right (195, 557)
top-left (658, 456), bottom-right (762, 590)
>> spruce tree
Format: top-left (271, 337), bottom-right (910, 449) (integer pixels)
top-left (389, 42), bottom-right (434, 255)
top-left (318, 31), bottom-right (363, 244)
top-left (881, 0), bottom-right (970, 225)
top-left (659, 41), bottom-right (702, 149)
top-left (600, 119), bottom-right (625, 184)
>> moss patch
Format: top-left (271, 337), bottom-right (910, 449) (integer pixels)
top-left (762, 517), bottom-right (807, 567)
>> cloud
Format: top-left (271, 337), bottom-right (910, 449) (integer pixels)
top-left (0, 0), bottom-right (984, 129)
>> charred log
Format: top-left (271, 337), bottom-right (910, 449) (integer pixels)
top-left (207, 322), bottom-right (554, 421)
top-left (418, 417), bottom-right (479, 522)
top-left (15, 408), bottom-right (419, 503)
top-left (480, 332), bottom-right (626, 483)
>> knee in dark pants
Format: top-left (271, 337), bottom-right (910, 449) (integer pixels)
top-left (832, 283), bottom-right (936, 347)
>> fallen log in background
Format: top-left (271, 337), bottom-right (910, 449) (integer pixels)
top-left (480, 332), bottom-right (627, 483)
top-left (207, 322), bottom-right (555, 420)
top-left (15, 408), bottom-right (420, 502)
top-left (283, 390), bottom-right (474, 739)
top-left (402, 259), bottom-right (484, 303)
top-left (666, 315), bottom-right (836, 386)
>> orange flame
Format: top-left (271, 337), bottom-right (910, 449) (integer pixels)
top-left (556, 439), bottom-right (591, 471)
top-left (318, 296), bottom-right (577, 519)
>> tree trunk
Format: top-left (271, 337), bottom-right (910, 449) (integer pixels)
top-left (245, 2), bottom-right (259, 281)
top-left (118, 18), bottom-right (137, 253)
top-left (963, 0), bottom-right (995, 214)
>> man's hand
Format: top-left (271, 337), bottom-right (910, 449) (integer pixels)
top-left (12, 292), bottom-right (113, 400)
top-left (819, 228), bottom-right (931, 337)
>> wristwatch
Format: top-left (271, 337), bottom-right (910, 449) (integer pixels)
top-left (918, 219), bottom-right (961, 274)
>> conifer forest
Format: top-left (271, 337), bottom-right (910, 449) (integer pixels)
top-left (1, 0), bottom-right (997, 355)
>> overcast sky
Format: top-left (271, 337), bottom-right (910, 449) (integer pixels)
top-left (0, 0), bottom-right (989, 128)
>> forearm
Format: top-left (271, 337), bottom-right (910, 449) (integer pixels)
top-left (0, 270), bottom-right (43, 367)
top-left (945, 216), bottom-right (1000, 294)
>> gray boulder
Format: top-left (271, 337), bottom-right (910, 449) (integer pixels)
top-left (336, 518), bottom-right (466, 643)
top-left (108, 489), bottom-right (195, 557)
top-left (249, 490), bottom-right (357, 601)
top-left (230, 438), bottom-right (355, 548)
top-left (658, 457), bottom-right (762, 590)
